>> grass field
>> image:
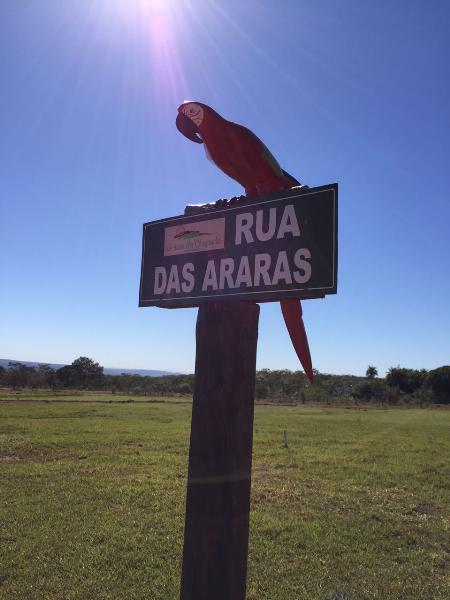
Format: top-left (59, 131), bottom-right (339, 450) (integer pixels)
top-left (0, 394), bottom-right (449, 599)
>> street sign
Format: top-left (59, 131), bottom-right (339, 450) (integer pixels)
top-left (139, 183), bottom-right (337, 308)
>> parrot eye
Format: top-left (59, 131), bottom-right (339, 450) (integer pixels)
top-left (179, 103), bottom-right (204, 128)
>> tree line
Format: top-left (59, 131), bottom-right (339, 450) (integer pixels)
top-left (1, 357), bottom-right (449, 405)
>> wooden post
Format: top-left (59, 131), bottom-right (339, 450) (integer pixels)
top-left (180, 301), bottom-right (260, 600)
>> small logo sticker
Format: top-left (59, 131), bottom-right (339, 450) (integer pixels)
top-left (164, 218), bottom-right (225, 256)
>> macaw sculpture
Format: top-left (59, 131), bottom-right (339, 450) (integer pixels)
top-left (176, 101), bottom-right (313, 383)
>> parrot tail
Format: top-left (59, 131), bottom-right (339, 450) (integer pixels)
top-left (280, 299), bottom-right (314, 383)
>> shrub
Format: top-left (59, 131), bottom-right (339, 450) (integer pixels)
top-left (386, 367), bottom-right (427, 394)
top-left (426, 366), bottom-right (450, 404)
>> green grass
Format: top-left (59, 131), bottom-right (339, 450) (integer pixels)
top-left (0, 397), bottom-right (449, 599)
top-left (0, 389), bottom-right (190, 403)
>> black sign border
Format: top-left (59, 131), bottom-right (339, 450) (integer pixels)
top-left (139, 183), bottom-right (338, 308)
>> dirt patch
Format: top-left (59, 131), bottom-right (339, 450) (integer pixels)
top-left (0, 452), bottom-right (73, 464)
top-left (411, 504), bottom-right (439, 515)
top-left (0, 455), bottom-right (22, 463)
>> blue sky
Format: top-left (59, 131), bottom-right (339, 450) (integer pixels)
top-left (1, 0), bottom-right (449, 375)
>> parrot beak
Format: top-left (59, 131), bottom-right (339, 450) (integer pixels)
top-left (176, 111), bottom-right (203, 144)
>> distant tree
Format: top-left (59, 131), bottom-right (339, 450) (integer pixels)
top-left (384, 385), bottom-right (401, 405)
top-left (71, 357), bottom-right (104, 389)
top-left (412, 385), bottom-right (433, 407)
top-left (426, 366), bottom-right (450, 404)
top-left (353, 378), bottom-right (385, 402)
top-left (6, 362), bottom-right (35, 389)
top-left (0, 365), bottom-right (5, 384)
top-left (56, 365), bottom-right (78, 388)
top-left (256, 369), bottom-right (272, 399)
top-left (386, 367), bottom-right (426, 394)
top-left (254, 369), bottom-right (308, 402)
top-left (57, 357), bottom-right (104, 389)
top-left (36, 364), bottom-right (56, 388)
top-left (311, 371), bottom-right (358, 404)
top-left (176, 382), bottom-right (192, 396)
top-left (319, 374), bottom-right (343, 404)
top-left (366, 365), bottom-right (378, 379)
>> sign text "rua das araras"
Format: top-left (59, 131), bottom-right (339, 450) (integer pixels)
top-left (139, 184), bottom-right (338, 308)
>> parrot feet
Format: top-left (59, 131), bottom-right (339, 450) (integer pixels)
top-left (185, 196), bottom-right (247, 216)
top-left (214, 195), bottom-right (246, 208)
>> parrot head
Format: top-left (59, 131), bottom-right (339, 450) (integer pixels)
top-left (176, 101), bottom-right (223, 144)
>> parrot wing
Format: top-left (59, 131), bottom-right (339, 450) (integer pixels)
top-left (230, 123), bottom-right (304, 192)
top-left (281, 169), bottom-right (301, 187)
top-left (230, 123), bottom-right (285, 178)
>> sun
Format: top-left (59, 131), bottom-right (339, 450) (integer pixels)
top-left (110, 0), bottom-right (179, 19)
top-left (141, 0), bottom-right (174, 13)
top-left (93, 0), bottom-right (192, 103)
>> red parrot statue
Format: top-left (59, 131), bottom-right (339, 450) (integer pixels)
top-left (176, 101), bottom-right (314, 383)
